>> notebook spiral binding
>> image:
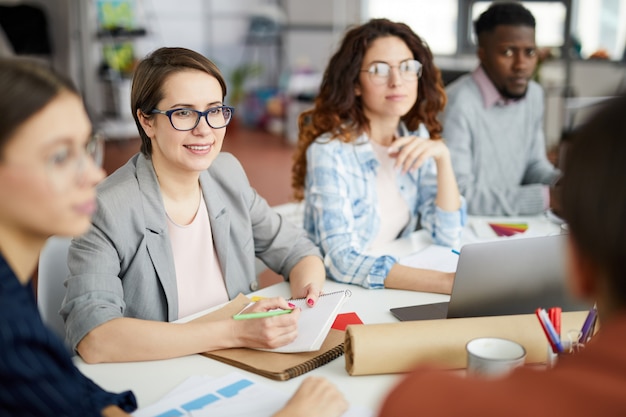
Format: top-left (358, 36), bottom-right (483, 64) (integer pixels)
top-left (288, 289), bottom-right (352, 302)
top-left (286, 343), bottom-right (345, 380)
top-left (281, 289), bottom-right (351, 379)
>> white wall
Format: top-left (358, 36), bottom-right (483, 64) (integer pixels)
top-left (37, 0), bottom-right (364, 127)
top-left (282, 0), bottom-right (361, 73)
top-left (34, 0), bottom-right (626, 144)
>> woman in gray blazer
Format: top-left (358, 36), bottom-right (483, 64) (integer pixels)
top-left (62, 47), bottom-right (328, 364)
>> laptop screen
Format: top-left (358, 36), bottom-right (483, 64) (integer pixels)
top-left (446, 234), bottom-right (590, 318)
top-left (391, 234), bottom-right (591, 322)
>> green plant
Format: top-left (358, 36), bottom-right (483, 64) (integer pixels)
top-left (229, 63), bottom-right (263, 106)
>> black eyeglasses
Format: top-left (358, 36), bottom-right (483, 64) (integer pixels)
top-left (151, 106), bottom-right (235, 131)
top-left (360, 59), bottom-right (423, 85)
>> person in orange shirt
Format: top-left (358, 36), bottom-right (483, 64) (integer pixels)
top-left (378, 95), bottom-right (626, 416)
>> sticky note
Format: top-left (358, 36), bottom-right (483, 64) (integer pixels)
top-left (332, 312), bottom-right (363, 331)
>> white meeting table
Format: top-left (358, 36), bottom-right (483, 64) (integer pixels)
top-left (75, 214), bottom-right (562, 412)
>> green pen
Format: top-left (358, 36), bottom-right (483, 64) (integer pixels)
top-left (233, 308), bottom-right (294, 320)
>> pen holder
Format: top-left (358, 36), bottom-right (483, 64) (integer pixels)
top-left (546, 330), bottom-right (582, 368)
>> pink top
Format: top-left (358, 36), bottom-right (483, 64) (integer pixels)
top-left (167, 192), bottom-right (229, 319)
top-left (368, 141), bottom-right (410, 251)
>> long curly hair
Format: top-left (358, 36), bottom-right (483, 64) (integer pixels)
top-left (292, 18), bottom-right (447, 200)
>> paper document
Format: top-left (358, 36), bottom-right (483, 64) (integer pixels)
top-left (399, 244), bottom-right (459, 273)
top-left (132, 372), bottom-right (372, 417)
top-left (131, 373), bottom-right (289, 417)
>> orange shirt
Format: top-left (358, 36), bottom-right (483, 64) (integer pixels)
top-left (379, 312), bottom-right (626, 417)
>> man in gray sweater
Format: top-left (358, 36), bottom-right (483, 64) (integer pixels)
top-left (442, 2), bottom-right (560, 216)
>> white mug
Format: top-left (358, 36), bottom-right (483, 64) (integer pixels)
top-left (466, 337), bottom-right (526, 378)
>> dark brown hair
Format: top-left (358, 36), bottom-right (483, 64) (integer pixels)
top-left (560, 94), bottom-right (626, 306)
top-left (0, 58), bottom-right (78, 159)
top-left (291, 18), bottom-right (446, 200)
top-left (131, 47), bottom-right (227, 156)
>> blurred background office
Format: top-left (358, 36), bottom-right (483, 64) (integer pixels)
top-left (1, 0), bottom-right (624, 205)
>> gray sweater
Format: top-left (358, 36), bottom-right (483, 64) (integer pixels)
top-left (442, 72), bottom-right (559, 216)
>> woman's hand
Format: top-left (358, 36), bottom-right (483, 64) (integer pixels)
top-left (389, 136), bottom-right (461, 212)
top-left (233, 297), bottom-right (301, 349)
top-left (288, 256), bottom-right (326, 307)
top-left (389, 136), bottom-right (451, 174)
top-left (298, 282), bottom-right (322, 308)
top-left (272, 377), bottom-right (348, 417)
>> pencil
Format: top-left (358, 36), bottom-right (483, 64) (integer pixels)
top-left (233, 309), bottom-right (293, 320)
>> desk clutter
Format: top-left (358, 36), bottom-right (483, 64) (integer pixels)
top-left (538, 305), bottom-right (599, 368)
top-left (343, 310), bottom-right (589, 376)
top-left (74, 214), bottom-right (589, 411)
top-left (190, 291), bottom-right (593, 381)
top-left (191, 293), bottom-right (350, 381)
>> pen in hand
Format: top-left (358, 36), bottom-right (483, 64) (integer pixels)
top-left (233, 308), bottom-right (294, 320)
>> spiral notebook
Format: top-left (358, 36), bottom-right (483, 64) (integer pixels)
top-left (193, 291), bottom-right (350, 381)
top-left (264, 289), bottom-right (350, 353)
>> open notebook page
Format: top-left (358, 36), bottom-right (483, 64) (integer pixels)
top-left (257, 290), bottom-right (350, 353)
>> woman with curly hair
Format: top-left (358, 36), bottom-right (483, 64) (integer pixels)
top-left (292, 19), bottom-right (466, 293)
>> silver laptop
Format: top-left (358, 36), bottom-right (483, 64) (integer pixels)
top-left (390, 234), bottom-right (590, 321)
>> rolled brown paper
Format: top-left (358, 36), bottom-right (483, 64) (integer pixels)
top-left (344, 311), bottom-right (589, 376)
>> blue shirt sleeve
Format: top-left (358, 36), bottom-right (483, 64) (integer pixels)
top-left (413, 158), bottom-right (467, 248)
top-left (304, 140), bottom-right (409, 289)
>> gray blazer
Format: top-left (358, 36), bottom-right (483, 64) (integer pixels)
top-left (61, 152), bottom-right (322, 351)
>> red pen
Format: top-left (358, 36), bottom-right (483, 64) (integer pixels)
top-left (548, 307), bottom-right (562, 339)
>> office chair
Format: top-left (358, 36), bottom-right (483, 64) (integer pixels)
top-left (37, 236), bottom-right (72, 341)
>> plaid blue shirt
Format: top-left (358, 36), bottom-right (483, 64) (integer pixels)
top-left (304, 123), bottom-right (466, 288)
top-left (0, 253), bottom-right (136, 416)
